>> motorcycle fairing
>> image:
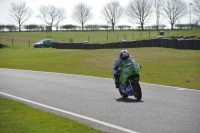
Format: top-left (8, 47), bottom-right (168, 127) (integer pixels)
top-left (119, 83), bottom-right (134, 96)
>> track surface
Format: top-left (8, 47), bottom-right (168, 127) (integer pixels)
top-left (0, 68), bottom-right (200, 133)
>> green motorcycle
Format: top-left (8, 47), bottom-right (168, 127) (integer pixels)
top-left (118, 62), bottom-right (142, 100)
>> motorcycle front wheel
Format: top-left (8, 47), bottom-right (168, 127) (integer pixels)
top-left (132, 80), bottom-right (142, 100)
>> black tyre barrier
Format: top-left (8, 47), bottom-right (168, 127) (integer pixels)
top-left (52, 39), bottom-right (200, 50)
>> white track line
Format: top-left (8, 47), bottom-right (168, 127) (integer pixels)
top-left (140, 82), bottom-right (200, 91)
top-left (0, 92), bottom-right (139, 133)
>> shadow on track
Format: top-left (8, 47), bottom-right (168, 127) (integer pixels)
top-left (116, 98), bottom-right (144, 103)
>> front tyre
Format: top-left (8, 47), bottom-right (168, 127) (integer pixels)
top-left (132, 80), bottom-right (142, 100)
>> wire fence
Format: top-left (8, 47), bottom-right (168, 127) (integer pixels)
top-left (0, 38), bottom-right (39, 47)
top-left (0, 29), bottom-right (190, 46)
top-left (58, 30), bottom-right (174, 43)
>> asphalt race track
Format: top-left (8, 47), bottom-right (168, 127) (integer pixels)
top-left (0, 68), bottom-right (200, 133)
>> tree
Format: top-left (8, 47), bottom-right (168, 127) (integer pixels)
top-left (53, 8), bottom-right (67, 31)
top-left (24, 24), bottom-right (39, 31)
top-left (61, 24), bottom-right (77, 31)
top-left (37, 5), bottom-right (67, 30)
top-left (72, 3), bottom-right (93, 31)
top-left (5, 25), bottom-right (17, 31)
top-left (8, 1), bottom-right (33, 31)
top-left (100, 25), bottom-right (111, 30)
top-left (163, 0), bottom-right (188, 30)
top-left (154, 0), bottom-right (164, 30)
top-left (116, 25), bottom-right (132, 30)
top-left (101, 1), bottom-right (124, 31)
top-left (126, 0), bottom-right (153, 30)
top-left (38, 25), bottom-right (45, 31)
top-left (160, 24), bottom-right (167, 29)
top-left (85, 24), bottom-right (100, 31)
top-left (0, 25), bottom-right (6, 31)
top-left (193, 0), bottom-right (200, 22)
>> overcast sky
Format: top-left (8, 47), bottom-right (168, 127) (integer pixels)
top-left (0, 0), bottom-right (196, 28)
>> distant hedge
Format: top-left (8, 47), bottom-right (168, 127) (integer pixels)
top-left (52, 39), bottom-right (200, 50)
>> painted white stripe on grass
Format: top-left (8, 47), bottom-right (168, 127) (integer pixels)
top-left (0, 92), bottom-right (139, 133)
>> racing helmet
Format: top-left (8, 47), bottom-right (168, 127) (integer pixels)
top-left (119, 50), bottom-right (129, 60)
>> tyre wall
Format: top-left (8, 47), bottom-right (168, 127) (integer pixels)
top-left (52, 39), bottom-right (200, 50)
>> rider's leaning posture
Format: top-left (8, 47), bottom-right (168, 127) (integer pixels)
top-left (112, 50), bottom-right (136, 88)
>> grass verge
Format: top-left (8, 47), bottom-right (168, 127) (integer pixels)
top-left (0, 97), bottom-right (103, 133)
top-left (1, 29), bottom-right (197, 44)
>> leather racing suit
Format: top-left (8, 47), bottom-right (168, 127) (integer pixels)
top-left (112, 56), bottom-right (136, 87)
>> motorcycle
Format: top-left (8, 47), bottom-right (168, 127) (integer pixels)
top-left (117, 62), bottom-right (142, 100)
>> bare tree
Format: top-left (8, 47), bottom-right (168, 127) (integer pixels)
top-left (72, 3), bottom-right (93, 31)
top-left (193, 0), bottom-right (200, 22)
top-left (126, 0), bottom-right (153, 30)
top-left (154, 0), bottom-right (164, 30)
top-left (37, 5), bottom-right (67, 30)
top-left (38, 25), bottom-right (45, 31)
top-left (163, 0), bottom-right (188, 30)
top-left (101, 1), bottom-right (124, 31)
top-left (8, 1), bottom-right (33, 31)
top-left (54, 8), bottom-right (67, 31)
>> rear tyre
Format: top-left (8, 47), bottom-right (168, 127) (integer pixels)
top-left (119, 88), bottom-right (128, 98)
top-left (132, 80), bottom-right (142, 100)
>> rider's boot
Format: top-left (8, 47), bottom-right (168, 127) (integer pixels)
top-left (114, 74), bottom-right (120, 88)
top-left (115, 82), bottom-right (119, 88)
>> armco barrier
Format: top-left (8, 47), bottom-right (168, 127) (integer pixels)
top-left (52, 39), bottom-right (200, 50)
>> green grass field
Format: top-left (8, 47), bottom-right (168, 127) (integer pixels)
top-left (0, 97), bottom-right (103, 133)
top-left (1, 29), bottom-right (200, 44)
top-left (0, 29), bottom-right (200, 133)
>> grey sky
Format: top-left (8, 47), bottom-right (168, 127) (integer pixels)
top-left (0, 0), bottom-right (196, 28)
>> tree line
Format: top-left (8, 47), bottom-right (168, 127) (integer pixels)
top-left (1, 23), bottom-right (199, 32)
top-left (5, 0), bottom-right (200, 31)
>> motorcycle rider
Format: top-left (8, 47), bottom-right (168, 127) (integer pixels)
top-left (112, 50), bottom-right (137, 88)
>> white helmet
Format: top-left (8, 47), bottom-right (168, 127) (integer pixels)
top-left (119, 50), bottom-right (129, 60)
